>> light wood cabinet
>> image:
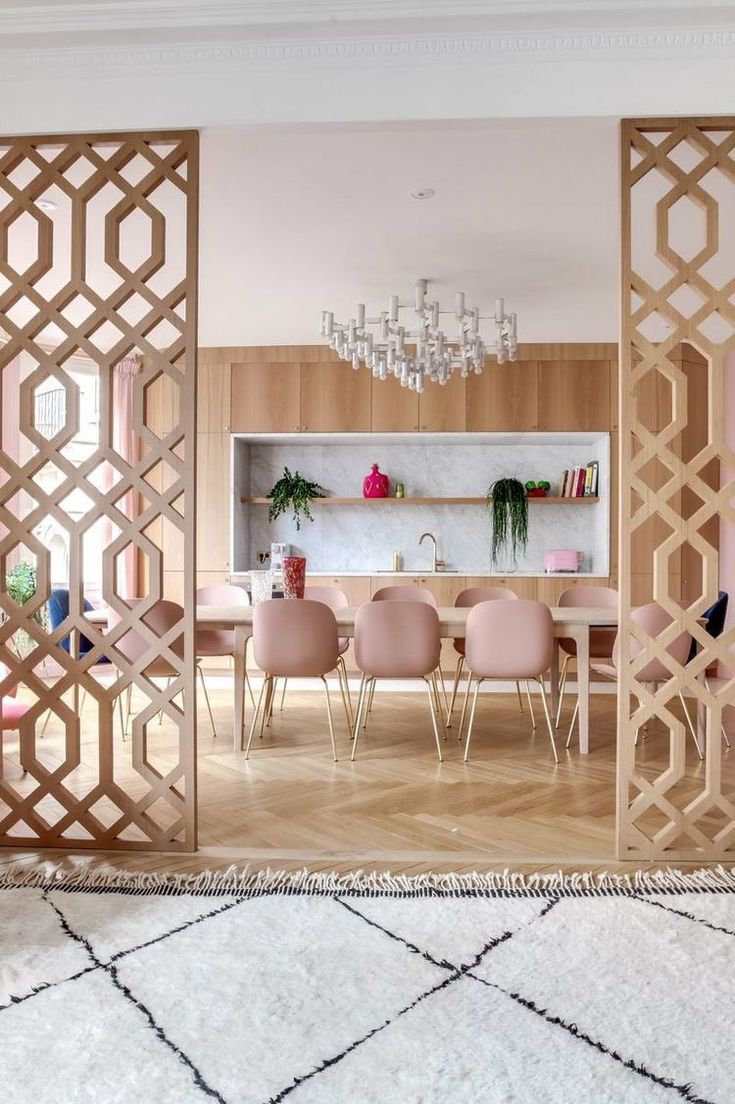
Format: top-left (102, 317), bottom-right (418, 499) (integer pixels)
top-left (197, 433), bottom-right (230, 572)
top-left (371, 374), bottom-right (419, 432)
top-left (466, 361), bottom-right (539, 432)
top-left (463, 576), bottom-right (538, 600)
top-left (230, 362), bottom-right (301, 432)
top-left (537, 360), bottom-right (611, 431)
top-left (418, 372), bottom-right (467, 432)
top-left (300, 361), bottom-right (371, 432)
top-left (198, 362), bottom-right (231, 433)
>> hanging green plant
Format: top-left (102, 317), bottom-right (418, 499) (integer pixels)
top-left (267, 467), bottom-right (327, 531)
top-left (487, 476), bottom-right (529, 567)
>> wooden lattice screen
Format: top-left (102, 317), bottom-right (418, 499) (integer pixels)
top-left (0, 131), bottom-right (198, 850)
top-left (618, 117), bottom-right (735, 860)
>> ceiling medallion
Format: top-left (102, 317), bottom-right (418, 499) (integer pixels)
top-left (320, 279), bottom-right (517, 391)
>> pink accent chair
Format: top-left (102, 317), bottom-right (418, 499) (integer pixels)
top-left (195, 584), bottom-right (254, 738)
top-left (461, 600), bottom-right (558, 763)
top-left (351, 601), bottom-right (443, 762)
top-left (449, 586), bottom-right (529, 730)
top-left (112, 600), bottom-right (184, 735)
top-left (0, 661), bottom-right (31, 772)
top-left (555, 585), bottom-right (618, 727)
top-left (245, 599), bottom-right (344, 760)
top-left (567, 601), bottom-right (701, 756)
top-left (370, 583), bottom-right (446, 719)
top-left (372, 584), bottom-right (437, 606)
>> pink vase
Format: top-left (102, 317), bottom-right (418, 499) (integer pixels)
top-left (282, 555), bottom-right (306, 599)
top-left (363, 463), bottom-right (389, 498)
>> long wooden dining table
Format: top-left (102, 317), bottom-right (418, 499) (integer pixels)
top-left (196, 604), bottom-right (619, 755)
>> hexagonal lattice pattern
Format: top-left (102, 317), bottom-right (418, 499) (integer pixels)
top-left (621, 119), bottom-right (735, 861)
top-left (0, 132), bottom-right (197, 851)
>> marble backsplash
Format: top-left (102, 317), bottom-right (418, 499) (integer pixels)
top-left (236, 438), bottom-right (609, 575)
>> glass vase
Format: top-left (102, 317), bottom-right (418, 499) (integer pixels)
top-left (249, 569), bottom-right (274, 604)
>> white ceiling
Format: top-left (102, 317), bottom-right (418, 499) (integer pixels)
top-left (198, 118), bottom-right (619, 346)
top-left (2, 1), bottom-right (735, 132)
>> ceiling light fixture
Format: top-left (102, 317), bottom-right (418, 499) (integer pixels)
top-left (410, 187), bottom-right (435, 199)
top-left (320, 279), bottom-right (517, 392)
top-left (37, 198), bottom-right (57, 212)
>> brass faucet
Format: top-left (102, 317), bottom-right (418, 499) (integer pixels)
top-left (419, 532), bottom-right (445, 573)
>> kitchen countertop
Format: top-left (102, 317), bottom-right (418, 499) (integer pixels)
top-left (231, 570), bottom-right (608, 579)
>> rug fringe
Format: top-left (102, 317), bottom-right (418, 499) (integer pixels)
top-left (1, 863), bottom-right (735, 897)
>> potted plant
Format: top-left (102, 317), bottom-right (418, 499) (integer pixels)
top-left (266, 468), bottom-right (327, 597)
top-left (5, 561), bottom-right (45, 656)
top-left (487, 477), bottom-right (529, 571)
top-left (267, 467), bottom-right (327, 531)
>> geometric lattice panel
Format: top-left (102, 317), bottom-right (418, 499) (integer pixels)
top-left (0, 131), bottom-right (198, 851)
top-left (619, 117), bottom-right (735, 860)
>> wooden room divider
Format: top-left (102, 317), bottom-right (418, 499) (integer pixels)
top-left (0, 131), bottom-right (198, 851)
top-left (618, 117), bottom-right (735, 860)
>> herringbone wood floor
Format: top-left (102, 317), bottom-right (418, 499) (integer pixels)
top-left (2, 681), bottom-right (733, 876)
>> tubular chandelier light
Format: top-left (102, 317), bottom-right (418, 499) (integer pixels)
top-left (320, 279), bottom-right (517, 392)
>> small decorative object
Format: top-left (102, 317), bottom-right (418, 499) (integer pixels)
top-left (282, 555), bottom-right (307, 600)
top-left (392, 550), bottom-right (403, 571)
top-left (249, 569), bottom-right (275, 604)
top-left (487, 476), bottom-right (529, 571)
top-left (395, 481), bottom-right (405, 499)
top-left (363, 463), bottom-right (389, 498)
top-left (269, 542), bottom-right (289, 570)
top-left (267, 468), bottom-right (326, 531)
top-left (525, 479), bottom-right (551, 498)
top-left (544, 550), bottom-right (584, 574)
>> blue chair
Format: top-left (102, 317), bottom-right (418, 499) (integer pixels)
top-left (48, 588), bottom-right (107, 658)
top-left (687, 591), bottom-right (728, 664)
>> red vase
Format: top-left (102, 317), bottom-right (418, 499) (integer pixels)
top-left (363, 463), bottom-right (389, 498)
top-left (282, 555), bottom-right (306, 599)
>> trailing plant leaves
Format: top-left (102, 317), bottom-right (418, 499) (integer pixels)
top-left (267, 467), bottom-right (326, 531)
top-left (487, 477), bottom-right (529, 566)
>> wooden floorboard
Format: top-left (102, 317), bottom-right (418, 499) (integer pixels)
top-left (1, 685), bottom-right (733, 875)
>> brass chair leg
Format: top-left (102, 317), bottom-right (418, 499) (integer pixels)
top-left (438, 668), bottom-right (450, 715)
top-left (566, 698), bottom-right (579, 748)
top-left (244, 677), bottom-right (268, 757)
top-left (457, 673), bottom-right (473, 742)
top-left (197, 663), bottom-right (217, 738)
top-left (536, 676), bottom-right (559, 763)
top-left (515, 680), bottom-right (524, 715)
top-left (463, 678), bottom-right (483, 762)
top-left (431, 670), bottom-right (447, 735)
top-left (336, 659), bottom-right (353, 729)
top-left (524, 680), bottom-right (536, 729)
top-left (424, 676), bottom-right (444, 761)
top-left (279, 677), bottom-right (288, 711)
top-left (678, 690), bottom-right (703, 759)
top-left (351, 676), bottom-right (374, 761)
top-left (446, 655), bottom-right (464, 729)
top-left (351, 673), bottom-right (366, 740)
top-left (555, 654), bottom-right (571, 728)
top-left (321, 675), bottom-right (338, 762)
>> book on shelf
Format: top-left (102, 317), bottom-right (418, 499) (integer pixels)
top-left (557, 462), bottom-right (600, 498)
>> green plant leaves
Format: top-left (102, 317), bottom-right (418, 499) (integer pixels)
top-left (266, 467), bottom-right (326, 531)
top-left (487, 477), bottom-right (529, 566)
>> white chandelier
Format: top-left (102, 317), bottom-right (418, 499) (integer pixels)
top-left (320, 279), bottom-right (517, 392)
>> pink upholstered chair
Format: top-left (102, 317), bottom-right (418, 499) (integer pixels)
top-left (555, 585), bottom-right (618, 726)
top-left (351, 601), bottom-right (443, 761)
top-left (461, 599), bottom-right (558, 763)
top-left (245, 598), bottom-right (343, 760)
top-left (281, 586), bottom-right (352, 723)
top-left (112, 601), bottom-right (184, 735)
top-left (370, 583), bottom-right (446, 719)
top-left (372, 584), bottom-right (437, 606)
top-left (0, 661), bottom-right (31, 772)
top-left (449, 586), bottom-right (529, 730)
top-left (567, 601), bottom-right (701, 756)
top-left (195, 584), bottom-right (254, 738)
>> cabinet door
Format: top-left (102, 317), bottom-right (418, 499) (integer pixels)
top-left (300, 361), bottom-right (372, 432)
top-left (418, 373), bottom-right (467, 432)
top-left (537, 360), bottom-right (611, 431)
top-left (371, 374), bottom-right (419, 432)
top-left (230, 362), bottom-right (301, 432)
top-left (466, 361), bottom-right (538, 431)
top-left (463, 577), bottom-right (538, 600)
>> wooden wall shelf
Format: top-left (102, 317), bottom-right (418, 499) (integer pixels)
top-left (241, 495), bottom-right (600, 506)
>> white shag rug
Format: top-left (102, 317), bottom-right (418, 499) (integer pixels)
top-left (2, 866), bottom-right (735, 1104)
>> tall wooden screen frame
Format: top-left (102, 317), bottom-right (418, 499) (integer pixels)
top-left (618, 117), bottom-right (735, 860)
top-left (0, 130), bottom-right (198, 851)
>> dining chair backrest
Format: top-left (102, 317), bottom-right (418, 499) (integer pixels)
top-left (455, 586), bottom-right (518, 607)
top-left (196, 584), bottom-right (250, 607)
top-left (613, 602), bottom-right (691, 683)
top-left (253, 598), bottom-right (339, 678)
top-left (466, 599), bottom-right (553, 680)
top-left (304, 586), bottom-right (350, 611)
top-left (354, 601), bottom-right (440, 678)
top-left (558, 585), bottom-right (618, 659)
top-left (112, 600), bottom-right (184, 674)
top-left (49, 588), bottom-right (95, 655)
top-left (372, 584), bottom-right (437, 607)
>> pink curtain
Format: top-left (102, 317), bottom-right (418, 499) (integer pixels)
top-left (106, 357), bottom-right (142, 600)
